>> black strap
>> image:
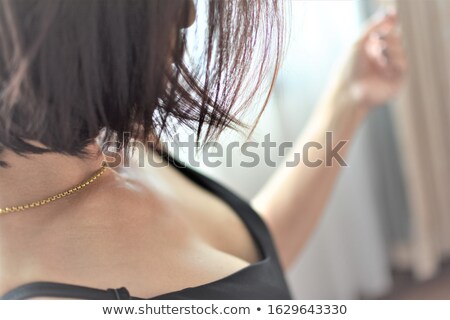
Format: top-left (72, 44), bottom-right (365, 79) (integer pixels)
top-left (1, 282), bottom-right (138, 300)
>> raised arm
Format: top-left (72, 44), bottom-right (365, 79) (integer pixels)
top-left (252, 12), bottom-right (406, 269)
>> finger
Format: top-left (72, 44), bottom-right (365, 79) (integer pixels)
top-left (376, 44), bottom-right (407, 72)
top-left (373, 27), bottom-right (396, 41)
top-left (382, 44), bottom-right (404, 64)
top-left (357, 13), bottom-right (398, 58)
top-left (382, 34), bottom-right (407, 68)
top-left (390, 53), bottom-right (408, 73)
top-left (378, 46), bottom-right (408, 80)
top-left (366, 37), bottom-right (389, 66)
top-left (384, 43), bottom-right (405, 59)
top-left (367, 44), bottom-right (405, 76)
top-left (362, 12), bottom-right (398, 42)
top-left (379, 57), bottom-right (403, 80)
top-left (376, 26), bottom-right (401, 44)
top-left (368, 29), bottom-right (405, 64)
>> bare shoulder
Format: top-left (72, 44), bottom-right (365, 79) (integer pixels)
top-left (25, 165), bottom-right (251, 298)
top-left (63, 165), bottom-right (192, 249)
top-left (2, 163), bottom-right (260, 299)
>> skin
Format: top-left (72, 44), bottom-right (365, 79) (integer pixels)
top-left (0, 12), bottom-right (406, 298)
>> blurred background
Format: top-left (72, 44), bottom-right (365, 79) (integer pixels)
top-left (175, 0), bottom-right (450, 299)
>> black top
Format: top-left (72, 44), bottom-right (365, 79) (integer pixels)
top-left (1, 157), bottom-right (292, 300)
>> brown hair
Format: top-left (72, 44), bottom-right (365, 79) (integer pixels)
top-left (0, 0), bottom-right (285, 166)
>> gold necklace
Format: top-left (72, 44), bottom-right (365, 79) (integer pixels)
top-left (0, 164), bottom-right (108, 216)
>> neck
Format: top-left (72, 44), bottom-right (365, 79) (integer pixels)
top-left (0, 144), bottom-right (112, 287)
top-left (0, 144), bottom-right (105, 213)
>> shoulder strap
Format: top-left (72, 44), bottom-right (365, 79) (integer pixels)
top-left (1, 282), bottom-right (138, 300)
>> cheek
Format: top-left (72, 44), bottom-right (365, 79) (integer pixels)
top-left (188, 0), bottom-right (196, 26)
top-left (183, 0), bottom-right (196, 28)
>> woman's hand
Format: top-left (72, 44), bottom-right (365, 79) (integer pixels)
top-left (335, 11), bottom-right (407, 112)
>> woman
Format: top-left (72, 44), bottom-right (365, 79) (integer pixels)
top-left (0, 0), bottom-right (405, 299)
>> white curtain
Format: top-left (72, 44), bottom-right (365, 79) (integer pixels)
top-left (391, 0), bottom-right (450, 281)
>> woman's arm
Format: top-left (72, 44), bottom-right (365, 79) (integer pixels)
top-left (252, 12), bottom-right (407, 269)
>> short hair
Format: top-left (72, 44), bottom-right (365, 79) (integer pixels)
top-left (0, 0), bottom-right (285, 165)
